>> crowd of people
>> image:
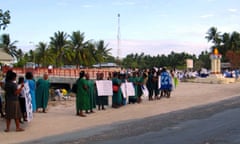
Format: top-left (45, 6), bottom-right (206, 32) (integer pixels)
top-left (73, 67), bottom-right (177, 117)
top-left (0, 70), bottom-right (50, 132)
top-left (0, 67), bottom-right (177, 132)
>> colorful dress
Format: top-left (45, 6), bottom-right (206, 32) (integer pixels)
top-left (26, 79), bottom-right (36, 112)
top-left (160, 71), bottom-right (173, 91)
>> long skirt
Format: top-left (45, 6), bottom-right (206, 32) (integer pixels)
top-left (5, 100), bottom-right (22, 119)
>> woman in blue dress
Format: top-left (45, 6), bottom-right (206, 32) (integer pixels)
top-left (25, 72), bottom-right (36, 112)
top-left (160, 67), bottom-right (173, 98)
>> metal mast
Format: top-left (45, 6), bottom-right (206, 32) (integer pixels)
top-left (117, 13), bottom-right (121, 60)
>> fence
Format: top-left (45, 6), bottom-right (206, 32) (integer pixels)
top-left (4, 67), bottom-right (121, 80)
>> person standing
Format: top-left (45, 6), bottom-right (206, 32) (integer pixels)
top-left (25, 72), bottom-right (36, 112)
top-left (86, 73), bottom-right (96, 113)
top-left (18, 77), bottom-right (27, 122)
top-left (128, 72), bottom-right (138, 104)
top-left (112, 72), bottom-right (122, 108)
top-left (4, 71), bottom-right (24, 132)
top-left (76, 71), bottom-right (90, 117)
top-left (96, 73), bottom-right (108, 110)
top-left (36, 73), bottom-right (50, 113)
top-left (160, 68), bottom-right (173, 98)
top-left (136, 71), bottom-right (144, 103)
top-left (0, 80), bottom-right (5, 118)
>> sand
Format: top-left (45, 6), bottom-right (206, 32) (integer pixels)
top-left (1, 82), bottom-right (240, 143)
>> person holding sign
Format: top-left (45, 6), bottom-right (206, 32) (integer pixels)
top-left (96, 72), bottom-right (108, 110)
top-left (112, 72), bottom-right (122, 108)
top-left (18, 77), bottom-right (27, 122)
top-left (127, 72), bottom-right (138, 104)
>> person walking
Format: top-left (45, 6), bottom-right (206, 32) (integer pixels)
top-left (36, 73), bottom-right (50, 113)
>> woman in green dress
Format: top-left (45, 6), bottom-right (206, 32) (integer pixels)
top-left (96, 72), bottom-right (108, 110)
top-left (86, 73), bottom-right (96, 113)
top-left (136, 71), bottom-right (144, 103)
top-left (36, 73), bottom-right (50, 113)
top-left (112, 72), bottom-right (122, 108)
top-left (76, 71), bottom-right (90, 117)
top-left (128, 72), bottom-right (138, 104)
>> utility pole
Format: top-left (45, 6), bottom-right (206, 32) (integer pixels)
top-left (117, 13), bottom-right (121, 61)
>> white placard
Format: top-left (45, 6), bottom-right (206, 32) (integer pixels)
top-left (158, 75), bottom-right (161, 89)
top-left (95, 80), bottom-right (113, 96)
top-left (186, 59), bottom-right (193, 68)
top-left (121, 82), bottom-right (135, 98)
top-left (23, 81), bottom-right (33, 122)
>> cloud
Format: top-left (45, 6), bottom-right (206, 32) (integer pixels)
top-left (107, 39), bottom-right (210, 58)
top-left (228, 8), bottom-right (238, 12)
top-left (200, 14), bottom-right (214, 18)
top-left (112, 1), bottom-right (136, 6)
top-left (81, 4), bottom-right (94, 8)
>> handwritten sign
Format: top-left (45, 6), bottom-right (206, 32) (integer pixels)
top-left (95, 80), bottom-right (113, 96)
top-left (121, 82), bottom-right (135, 98)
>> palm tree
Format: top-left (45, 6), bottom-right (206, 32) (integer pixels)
top-left (220, 32), bottom-right (230, 55)
top-left (205, 27), bottom-right (221, 51)
top-left (69, 31), bottom-right (94, 68)
top-left (95, 40), bottom-right (112, 66)
top-left (50, 31), bottom-right (68, 67)
top-left (0, 34), bottom-right (18, 58)
top-left (16, 49), bottom-right (24, 61)
top-left (35, 42), bottom-right (48, 67)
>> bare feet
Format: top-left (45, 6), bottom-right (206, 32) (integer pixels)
top-left (79, 114), bottom-right (86, 117)
top-left (16, 128), bottom-right (24, 132)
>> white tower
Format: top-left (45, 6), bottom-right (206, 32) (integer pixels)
top-left (117, 13), bottom-right (121, 60)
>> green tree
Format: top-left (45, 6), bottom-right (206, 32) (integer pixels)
top-left (95, 40), bottom-right (112, 66)
top-left (0, 34), bottom-right (18, 58)
top-left (198, 51), bottom-right (211, 69)
top-left (50, 31), bottom-right (68, 67)
top-left (205, 27), bottom-right (221, 51)
top-left (69, 31), bottom-right (93, 67)
top-left (35, 42), bottom-right (49, 67)
top-left (0, 9), bottom-right (10, 31)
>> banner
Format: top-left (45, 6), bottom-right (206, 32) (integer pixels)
top-left (121, 82), bottom-right (135, 98)
top-left (95, 80), bottom-right (113, 96)
top-left (24, 81), bottom-right (33, 122)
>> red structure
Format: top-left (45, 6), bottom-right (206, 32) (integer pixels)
top-left (3, 67), bottom-right (120, 79)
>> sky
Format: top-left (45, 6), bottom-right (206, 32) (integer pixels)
top-left (1, 0), bottom-right (240, 58)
